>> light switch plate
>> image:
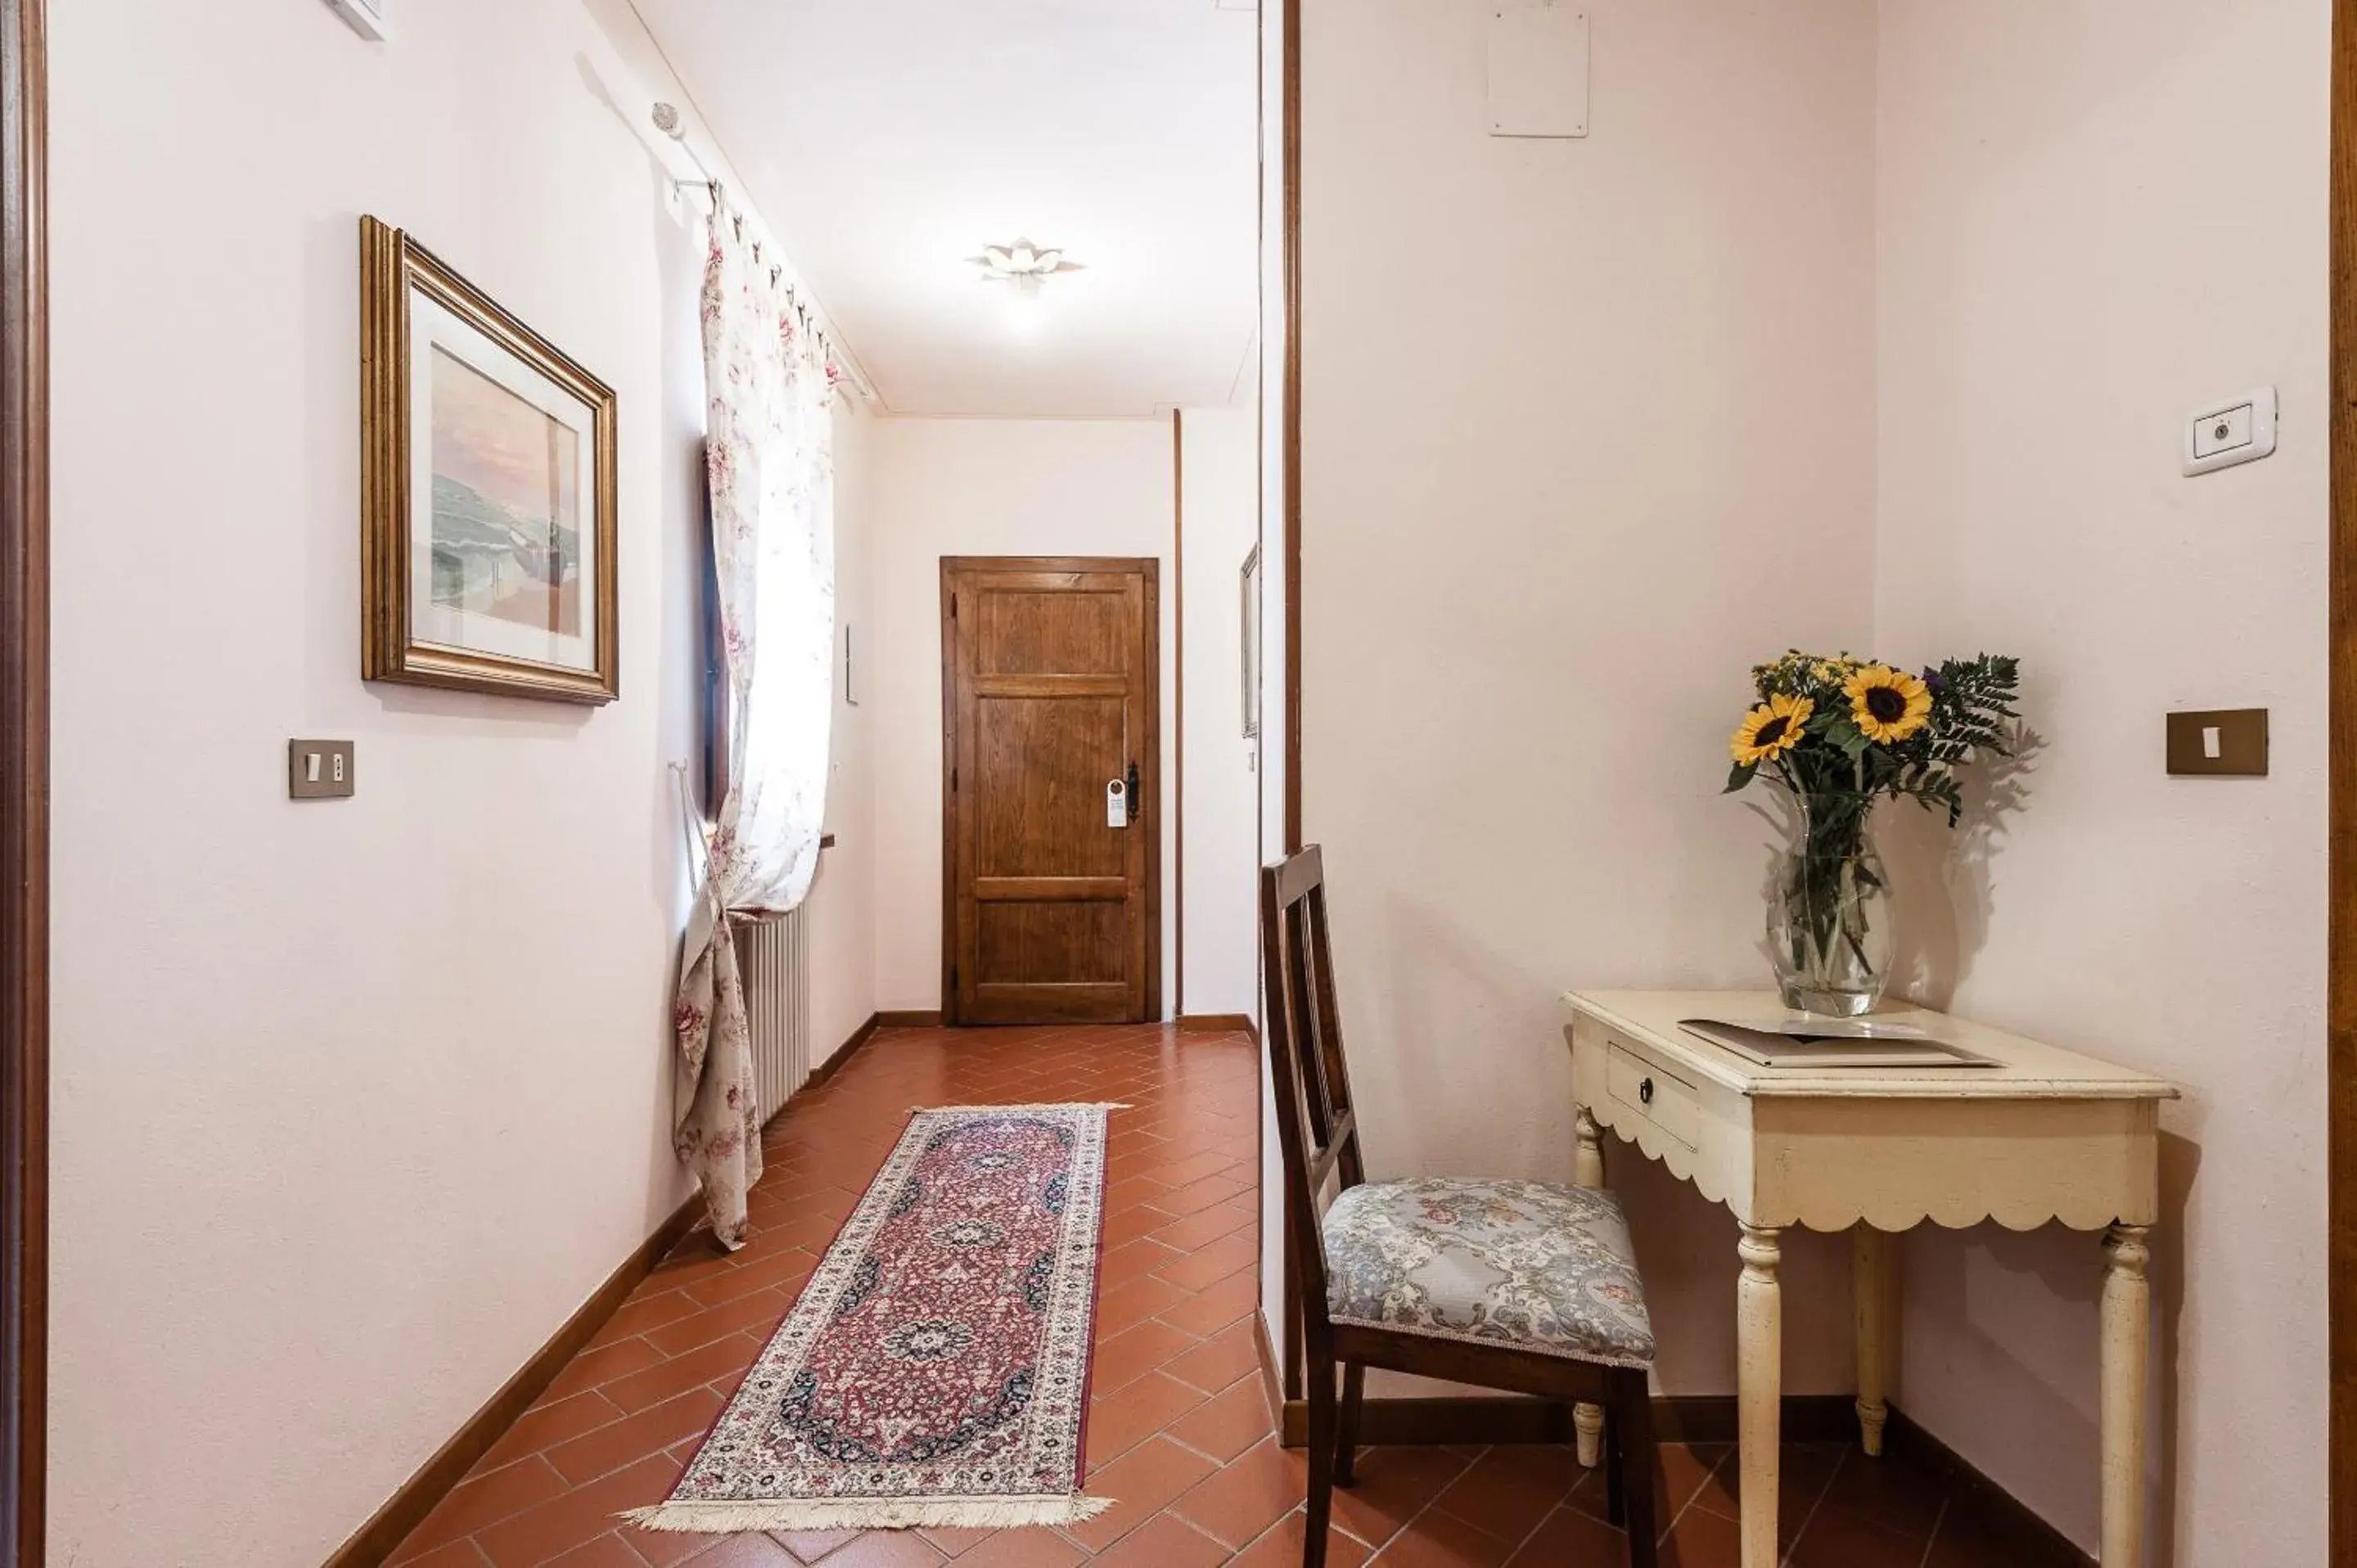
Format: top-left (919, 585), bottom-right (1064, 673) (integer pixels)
top-left (1488, 5), bottom-right (1589, 139)
top-left (325, 0), bottom-right (389, 41)
top-left (289, 739), bottom-right (356, 800)
top-left (2165, 710), bottom-right (2266, 777)
top-left (2183, 387), bottom-right (2276, 476)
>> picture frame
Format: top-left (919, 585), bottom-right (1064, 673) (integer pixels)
top-left (360, 216), bottom-right (620, 703)
top-left (1241, 543), bottom-right (1263, 740)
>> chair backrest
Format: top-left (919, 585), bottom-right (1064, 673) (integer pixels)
top-left (1259, 845), bottom-right (1366, 1336)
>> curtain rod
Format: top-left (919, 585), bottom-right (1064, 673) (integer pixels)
top-left (650, 101), bottom-right (876, 405)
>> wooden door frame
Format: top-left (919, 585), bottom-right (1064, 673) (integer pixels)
top-left (1273, 0), bottom-right (1305, 1408)
top-left (938, 555), bottom-right (1164, 1027)
top-left (0, 2), bottom-right (44, 1566)
top-left (2331, 1), bottom-right (2357, 1558)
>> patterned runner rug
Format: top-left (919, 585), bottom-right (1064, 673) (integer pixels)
top-left (624, 1103), bottom-right (1119, 1534)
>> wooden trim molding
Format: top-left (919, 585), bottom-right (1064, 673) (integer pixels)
top-left (1247, 1363), bottom-right (2085, 1567)
top-left (802, 1012), bottom-right (882, 1091)
top-left (2334, 1), bottom-right (2357, 1559)
top-left (1268, 1389), bottom-right (1854, 1451)
top-left (326, 1011), bottom-right (890, 1566)
top-left (1173, 410), bottom-right (1186, 1020)
top-left (1273, 0), bottom-right (1308, 1413)
top-left (1886, 1409), bottom-right (2095, 1568)
top-left (0, 4), bottom-right (45, 1566)
top-left (1178, 1013), bottom-right (1257, 1034)
top-left (875, 1010), bottom-right (945, 1030)
top-left (1279, 0), bottom-right (1302, 858)
top-left (321, 1194), bottom-right (706, 1568)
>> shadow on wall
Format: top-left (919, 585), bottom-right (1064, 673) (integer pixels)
top-left (1900, 1102), bottom-right (2200, 1557)
top-left (1881, 722), bottom-right (2045, 1010)
top-left (1358, 884), bottom-right (1575, 1183)
top-left (1353, 866), bottom-right (1859, 1393)
top-left (2152, 1128), bottom-right (2198, 1568)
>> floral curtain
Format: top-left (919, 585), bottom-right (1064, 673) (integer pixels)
top-left (671, 200), bottom-right (839, 1249)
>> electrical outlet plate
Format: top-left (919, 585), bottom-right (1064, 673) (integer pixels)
top-left (326, 0), bottom-right (389, 42)
top-left (2183, 386), bottom-right (2276, 477)
top-left (289, 739), bottom-right (357, 800)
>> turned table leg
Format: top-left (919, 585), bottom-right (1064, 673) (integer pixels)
top-left (2100, 1223), bottom-right (2151, 1568)
top-left (1853, 1224), bottom-right (1890, 1458)
top-left (1737, 1223), bottom-right (1783, 1568)
top-left (1573, 1107), bottom-right (1607, 1468)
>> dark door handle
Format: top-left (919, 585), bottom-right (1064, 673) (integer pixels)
top-left (1638, 1077), bottom-right (1655, 1106)
top-left (1125, 761), bottom-right (1141, 825)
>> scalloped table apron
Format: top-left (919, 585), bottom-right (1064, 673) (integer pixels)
top-left (626, 1103), bottom-right (1119, 1535)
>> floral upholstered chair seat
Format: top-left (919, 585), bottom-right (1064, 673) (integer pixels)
top-left (1322, 1176), bottom-right (1654, 1368)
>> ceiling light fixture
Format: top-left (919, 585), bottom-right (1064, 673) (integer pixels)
top-left (970, 238), bottom-right (1086, 297)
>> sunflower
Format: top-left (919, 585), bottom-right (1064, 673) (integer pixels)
top-left (1843, 665), bottom-right (1933, 743)
top-left (1731, 692), bottom-right (1814, 766)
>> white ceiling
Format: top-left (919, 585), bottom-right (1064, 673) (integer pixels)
top-left (632, 0), bottom-right (1261, 418)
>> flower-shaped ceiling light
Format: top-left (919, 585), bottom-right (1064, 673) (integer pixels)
top-left (970, 238), bottom-right (1085, 298)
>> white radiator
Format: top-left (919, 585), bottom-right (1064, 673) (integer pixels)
top-left (734, 908), bottom-right (809, 1124)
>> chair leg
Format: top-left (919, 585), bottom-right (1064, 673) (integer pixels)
top-left (1305, 1346), bottom-right (1339, 1568)
top-left (1335, 1362), bottom-right (1366, 1487)
top-left (1602, 1395), bottom-right (1625, 1528)
top-left (1611, 1367), bottom-right (1658, 1568)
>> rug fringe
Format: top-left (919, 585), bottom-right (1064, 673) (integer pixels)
top-left (619, 1494), bottom-right (1117, 1534)
top-left (921, 1102), bottom-right (1132, 1113)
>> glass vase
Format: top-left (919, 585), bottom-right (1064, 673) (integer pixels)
top-left (1767, 793), bottom-right (1893, 1017)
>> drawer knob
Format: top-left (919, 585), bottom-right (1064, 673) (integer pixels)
top-left (1638, 1076), bottom-right (1655, 1106)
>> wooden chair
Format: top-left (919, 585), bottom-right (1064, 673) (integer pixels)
top-left (1261, 846), bottom-right (1660, 1568)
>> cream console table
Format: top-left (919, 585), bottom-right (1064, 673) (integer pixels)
top-left (1562, 990), bottom-right (2177, 1568)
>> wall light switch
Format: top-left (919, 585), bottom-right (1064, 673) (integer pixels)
top-left (2165, 710), bottom-right (2266, 777)
top-left (325, 0), bottom-right (390, 41)
top-left (289, 739), bottom-right (356, 800)
top-left (2183, 387), bottom-right (2277, 476)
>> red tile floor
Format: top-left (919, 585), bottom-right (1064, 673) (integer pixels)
top-left (386, 1025), bottom-right (2057, 1568)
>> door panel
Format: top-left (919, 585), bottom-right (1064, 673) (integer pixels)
top-left (943, 558), bottom-right (1159, 1025)
top-left (974, 696), bottom-right (1126, 878)
top-left (976, 587), bottom-right (1131, 676)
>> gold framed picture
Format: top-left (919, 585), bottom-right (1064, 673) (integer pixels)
top-left (359, 216), bottom-right (619, 703)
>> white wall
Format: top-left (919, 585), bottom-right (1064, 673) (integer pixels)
top-left (1291, 0), bottom-right (1878, 1398)
top-left (1873, 2), bottom-right (2328, 1559)
top-left (44, 1), bottom-right (873, 1561)
top-left (1181, 405), bottom-right (1264, 1018)
top-left (809, 400), bottom-right (880, 1064)
top-left (868, 418), bottom-right (1178, 1014)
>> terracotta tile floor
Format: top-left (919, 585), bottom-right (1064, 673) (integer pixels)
top-left (385, 1025), bottom-right (2060, 1568)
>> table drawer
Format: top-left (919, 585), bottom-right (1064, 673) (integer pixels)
top-left (1607, 1042), bottom-right (1698, 1149)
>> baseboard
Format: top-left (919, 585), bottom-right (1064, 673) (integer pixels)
top-left (874, 1009), bottom-right (944, 1029)
top-left (1177, 1012), bottom-right (1257, 1034)
top-left (1885, 1408), bottom-right (2094, 1568)
top-left (1248, 1328), bottom-right (2085, 1568)
top-left (1269, 1388), bottom-right (1855, 1449)
top-left (1646, 1393), bottom-right (1859, 1445)
top-left (1253, 1309), bottom-right (1859, 1449)
top-left (1255, 1307), bottom-right (1283, 1411)
top-left (321, 1190), bottom-right (705, 1568)
top-left (795, 1012), bottom-right (881, 1098)
top-left (327, 1009), bottom-right (892, 1566)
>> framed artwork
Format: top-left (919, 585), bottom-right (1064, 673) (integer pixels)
top-left (360, 216), bottom-right (619, 702)
top-left (1241, 543), bottom-right (1263, 740)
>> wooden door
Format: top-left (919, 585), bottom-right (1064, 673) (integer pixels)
top-left (942, 556), bottom-right (1160, 1025)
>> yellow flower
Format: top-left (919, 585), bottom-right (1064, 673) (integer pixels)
top-left (1844, 665), bottom-right (1933, 742)
top-left (1731, 693), bottom-right (1814, 766)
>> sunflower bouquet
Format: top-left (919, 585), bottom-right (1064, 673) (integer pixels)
top-left (1724, 651), bottom-right (2020, 1013)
